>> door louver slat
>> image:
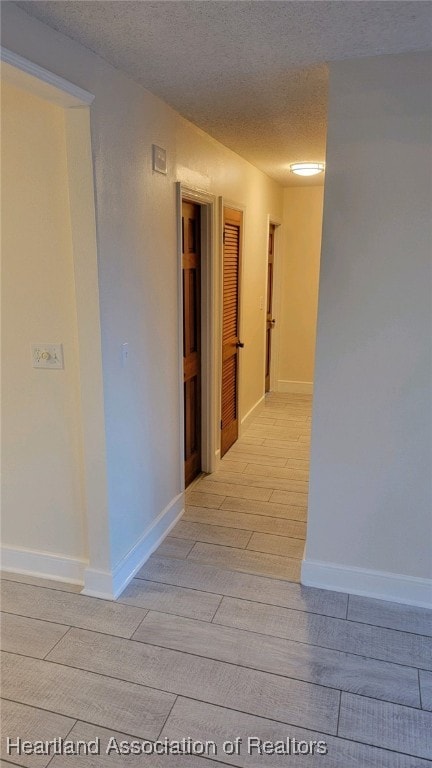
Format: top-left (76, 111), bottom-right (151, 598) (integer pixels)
top-left (222, 222), bottom-right (239, 343)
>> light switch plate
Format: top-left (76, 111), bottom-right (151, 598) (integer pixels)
top-left (32, 344), bottom-right (64, 369)
top-left (152, 144), bottom-right (167, 174)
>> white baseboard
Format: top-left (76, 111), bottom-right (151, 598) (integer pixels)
top-left (301, 558), bottom-right (432, 609)
top-left (278, 380), bottom-right (313, 394)
top-left (240, 395), bottom-right (265, 433)
top-left (82, 492), bottom-right (184, 600)
top-left (0, 545), bottom-right (86, 585)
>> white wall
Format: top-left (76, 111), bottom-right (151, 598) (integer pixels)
top-left (1, 82), bottom-right (86, 566)
top-left (303, 51), bottom-right (432, 607)
top-left (1, 4), bottom-right (282, 595)
top-left (278, 186), bottom-right (323, 393)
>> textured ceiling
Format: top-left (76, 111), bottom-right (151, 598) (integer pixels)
top-left (15, 1), bottom-right (432, 185)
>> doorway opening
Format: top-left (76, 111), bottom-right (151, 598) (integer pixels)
top-left (1, 49), bottom-right (111, 593)
top-left (178, 185), bottom-right (217, 489)
top-left (265, 223), bottom-right (276, 393)
top-left (263, 218), bottom-right (282, 395)
top-left (182, 200), bottom-right (202, 487)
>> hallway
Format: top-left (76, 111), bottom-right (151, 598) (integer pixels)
top-left (172, 392), bottom-right (311, 583)
top-left (2, 394), bottom-right (431, 766)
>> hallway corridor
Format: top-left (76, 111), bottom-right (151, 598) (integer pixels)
top-left (1, 394), bottom-right (431, 766)
top-left (170, 392), bottom-right (311, 583)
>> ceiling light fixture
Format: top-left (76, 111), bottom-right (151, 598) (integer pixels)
top-left (290, 162), bottom-right (325, 177)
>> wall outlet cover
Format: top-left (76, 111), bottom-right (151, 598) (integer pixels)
top-left (32, 344), bottom-right (64, 369)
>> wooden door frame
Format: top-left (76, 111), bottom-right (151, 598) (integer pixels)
top-left (176, 183), bottom-right (217, 489)
top-left (1, 49), bottom-right (115, 594)
top-left (264, 216), bottom-right (282, 393)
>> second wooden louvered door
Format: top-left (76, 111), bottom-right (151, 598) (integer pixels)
top-left (221, 207), bottom-right (242, 457)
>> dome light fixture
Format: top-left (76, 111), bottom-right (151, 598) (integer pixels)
top-left (290, 162), bottom-right (325, 177)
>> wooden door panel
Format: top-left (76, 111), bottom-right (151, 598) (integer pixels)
top-left (182, 200), bottom-right (201, 487)
top-left (184, 378), bottom-right (199, 464)
top-left (221, 208), bottom-right (242, 457)
top-left (221, 355), bottom-right (237, 425)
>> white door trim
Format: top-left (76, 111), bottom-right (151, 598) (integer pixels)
top-left (267, 216), bottom-right (283, 394)
top-left (0, 48), bottom-right (94, 107)
top-left (176, 184), bottom-right (218, 487)
top-left (1, 50), bottom-right (113, 591)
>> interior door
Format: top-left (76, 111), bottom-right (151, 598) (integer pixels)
top-left (265, 223), bottom-right (276, 393)
top-left (221, 207), bottom-right (243, 457)
top-left (182, 200), bottom-right (201, 486)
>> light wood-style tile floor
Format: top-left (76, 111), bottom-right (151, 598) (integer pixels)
top-left (1, 393), bottom-right (431, 766)
top-left (181, 392), bottom-right (311, 583)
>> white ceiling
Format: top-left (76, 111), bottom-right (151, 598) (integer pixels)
top-left (15, 1), bottom-right (432, 185)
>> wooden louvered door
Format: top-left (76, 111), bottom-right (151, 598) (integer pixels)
top-left (265, 223), bottom-right (276, 392)
top-left (182, 200), bottom-right (202, 487)
top-left (221, 207), bottom-right (243, 457)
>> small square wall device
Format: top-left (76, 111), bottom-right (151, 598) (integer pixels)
top-left (152, 144), bottom-right (167, 174)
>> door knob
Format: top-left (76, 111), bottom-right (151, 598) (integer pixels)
top-left (236, 341), bottom-right (245, 348)
top-left (270, 319), bottom-right (276, 328)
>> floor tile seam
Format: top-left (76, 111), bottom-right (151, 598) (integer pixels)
top-left (42, 626), bottom-right (74, 661)
top-left (45, 718), bottom-right (79, 767)
top-left (0, 697), bottom-right (173, 745)
top-left (129, 572), bottom-right (431, 639)
top-left (0, 575), bottom-right (83, 595)
top-left (0, 610), bottom-right (148, 640)
top-left (186, 504), bottom-right (307, 525)
top-left (208, 617), bottom-right (432, 672)
top-left (12, 690), bottom-right (428, 762)
top-left (2, 635), bottom-right (426, 709)
top-left (187, 549), bottom-right (303, 567)
top-left (0, 692), bottom-right (339, 742)
top-left (418, 669), bottom-right (424, 709)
